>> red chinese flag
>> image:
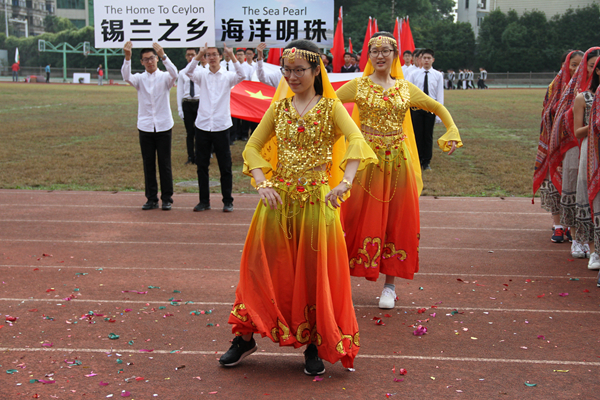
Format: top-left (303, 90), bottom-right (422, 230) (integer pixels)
top-left (348, 37), bottom-right (353, 54)
top-left (359, 17), bottom-right (372, 72)
top-left (401, 17), bottom-right (415, 54)
top-left (393, 17), bottom-right (402, 64)
top-left (266, 48), bottom-right (283, 66)
top-left (331, 6), bottom-right (345, 73)
top-left (373, 19), bottom-right (379, 34)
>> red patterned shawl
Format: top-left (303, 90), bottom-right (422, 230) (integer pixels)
top-left (587, 58), bottom-right (600, 207)
top-left (548, 47), bottom-right (600, 193)
top-left (533, 51), bottom-right (578, 194)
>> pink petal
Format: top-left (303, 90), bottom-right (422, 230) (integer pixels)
top-left (139, 349), bottom-right (154, 352)
top-left (537, 335), bottom-right (545, 340)
top-left (393, 378), bottom-right (404, 382)
top-left (99, 381), bottom-right (109, 386)
top-left (559, 293), bottom-right (569, 297)
top-left (121, 391), bottom-right (131, 397)
top-left (313, 376), bottom-right (323, 382)
top-left (38, 380), bottom-right (56, 384)
top-left (399, 368), bottom-right (407, 375)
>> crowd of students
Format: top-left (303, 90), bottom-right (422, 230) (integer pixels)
top-left (534, 48), bottom-right (600, 286)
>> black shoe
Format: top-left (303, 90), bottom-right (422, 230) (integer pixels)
top-left (223, 203), bottom-right (233, 212)
top-left (422, 164), bottom-right (432, 171)
top-left (219, 336), bottom-right (257, 367)
top-left (162, 202), bottom-right (172, 211)
top-left (142, 201), bottom-right (159, 210)
top-left (193, 203), bottom-right (211, 212)
top-left (304, 344), bottom-right (325, 375)
top-left (565, 227), bottom-right (573, 243)
top-left (185, 159), bottom-right (194, 165)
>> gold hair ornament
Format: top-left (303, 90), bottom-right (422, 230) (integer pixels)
top-left (368, 36), bottom-right (398, 49)
top-left (282, 47), bottom-right (320, 63)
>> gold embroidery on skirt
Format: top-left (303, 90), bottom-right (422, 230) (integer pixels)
top-left (349, 237), bottom-right (382, 268)
top-left (271, 319), bottom-right (291, 342)
top-left (353, 332), bottom-right (360, 347)
top-left (382, 243), bottom-right (407, 261)
top-left (231, 304), bottom-right (248, 322)
top-left (336, 328), bottom-right (355, 354)
top-left (296, 305), bottom-right (317, 344)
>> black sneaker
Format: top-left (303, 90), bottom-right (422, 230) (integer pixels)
top-left (193, 203), bottom-right (211, 212)
top-left (303, 344), bottom-right (325, 376)
top-left (142, 201), bottom-right (159, 210)
top-left (219, 336), bottom-right (257, 367)
top-left (223, 203), bottom-right (233, 212)
top-left (565, 227), bottom-right (573, 243)
top-left (162, 202), bottom-right (172, 211)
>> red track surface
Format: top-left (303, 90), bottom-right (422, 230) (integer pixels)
top-left (1, 190), bottom-right (599, 399)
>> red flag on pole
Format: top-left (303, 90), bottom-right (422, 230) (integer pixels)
top-left (393, 17), bottom-right (402, 64)
top-left (331, 6), bottom-right (345, 73)
top-left (373, 19), bottom-right (379, 34)
top-left (266, 48), bottom-right (283, 66)
top-left (348, 37), bottom-right (353, 54)
top-left (401, 17), bottom-right (415, 54)
top-left (359, 17), bottom-right (372, 72)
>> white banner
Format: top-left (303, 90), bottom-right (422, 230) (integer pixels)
top-left (94, 0), bottom-right (215, 48)
top-left (215, 0), bottom-right (334, 48)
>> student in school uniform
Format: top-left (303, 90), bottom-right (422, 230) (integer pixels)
top-left (256, 43), bottom-right (283, 87)
top-left (177, 48), bottom-right (202, 165)
top-left (183, 43), bottom-right (245, 213)
top-left (121, 41), bottom-right (178, 211)
top-left (409, 49), bottom-right (445, 171)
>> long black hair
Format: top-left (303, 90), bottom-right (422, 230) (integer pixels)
top-left (283, 39), bottom-right (323, 95)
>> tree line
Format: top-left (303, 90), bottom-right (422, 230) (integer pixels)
top-left (2, 2), bottom-right (600, 73)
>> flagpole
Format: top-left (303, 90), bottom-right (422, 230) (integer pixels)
top-left (5, 1), bottom-right (9, 36)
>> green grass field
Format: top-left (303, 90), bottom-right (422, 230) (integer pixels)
top-left (0, 82), bottom-right (544, 197)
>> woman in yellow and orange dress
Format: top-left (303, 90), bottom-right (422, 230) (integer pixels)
top-left (336, 32), bottom-right (462, 309)
top-left (219, 39), bottom-right (377, 375)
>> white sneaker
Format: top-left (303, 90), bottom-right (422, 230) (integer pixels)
top-left (583, 243), bottom-right (591, 258)
top-left (571, 240), bottom-right (587, 258)
top-left (378, 287), bottom-right (397, 309)
top-left (588, 252), bottom-right (600, 270)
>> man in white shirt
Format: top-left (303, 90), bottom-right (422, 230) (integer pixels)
top-left (446, 69), bottom-right (455, 90)
top-left (220, 52), bottom-right (234, 71)
top-left (177, 48), bottom-right (201, 166)
top-left (243, 48), bottom-right (257, 80)
top-left (183, 44), bottom-right (245, 213)
top-left (409, 48), bottom-right (444, 171)
top-left (478, 67), bottom-right (488, 89)
top-left (256, 42), bottom-right (282, 87)
top-left (122, 42), bottom-right (178, 211)
top-left (405, 49), bottom-right (423, 82)
top-left (401, 50), bottom-right (413, 76)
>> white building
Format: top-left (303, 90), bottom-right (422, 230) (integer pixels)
top-left (1, 0), bottom-right (56, 36)
top-left (457, 0), bottom-right (599, 37)
top-left (55, 0), bottom-right (92, 28)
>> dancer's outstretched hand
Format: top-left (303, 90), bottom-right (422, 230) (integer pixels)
top-left (447, 141), bottom-right (457, 155)
top-left (325, 183), bottom-right (350, 209)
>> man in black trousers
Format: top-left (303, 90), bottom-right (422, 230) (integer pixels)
top-left (183, 43), bottom-right (245, 213)
top-left (121, 41), bottom-right (178, 210)
top-left (177, 48), bottom-right (201, 165)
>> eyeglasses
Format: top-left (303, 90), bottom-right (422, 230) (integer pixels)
top-left (141, 56), bottom-right (156, 63)
top-left (280, 67), bottom-right (312, 78)
top-left (206, 53), bottom-right (220, 58)
top-left (369, 49), bottom-right (393, 57)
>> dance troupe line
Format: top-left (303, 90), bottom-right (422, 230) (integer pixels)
top-left (534, 48), bottom-right (600, 286)
top-left (121, 34), bottom-right (463, 375)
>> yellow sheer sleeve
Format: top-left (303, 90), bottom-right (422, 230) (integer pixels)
top-left (407, 82), bottom-right (463, 152)
top-left (335, 79), bottom-right (358, 104)
top-left (242, 103), bottom-right (276, 177)
top-left (333, 100), bottom-right (378, 171)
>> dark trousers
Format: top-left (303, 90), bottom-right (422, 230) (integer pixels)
top-left (46, 72), bottom-right (50, 83)
top-left (411, 109), bottom-right (436, 167)
top-left (478, 79), bottom-right (487, 89)
top-left (12, 71), bottom-right (18, 82)
top-left (195, 128), bottom-right (233, 205)
top-left (139, 129), bottom-right (174, 203)
top-left (182, 101), bottom-right (199, 161)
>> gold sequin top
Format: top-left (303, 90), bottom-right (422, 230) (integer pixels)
top-left (243, 97), bottom-right (377, 200)
top-left (336, 77), bottom-right (462, 152)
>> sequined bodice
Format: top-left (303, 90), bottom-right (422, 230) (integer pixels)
top-left (355, 77), bottom-right (411, 132)
top-left (273, 97), bottom-right (337, 177)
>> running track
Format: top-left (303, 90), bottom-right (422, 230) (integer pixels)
top-left (1, 190), bottom-right (598, 399)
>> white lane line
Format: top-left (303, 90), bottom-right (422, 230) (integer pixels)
top-left (1, 298), bottom-right (598, 314)
top-left (0, 239), bottom-right (566, 252)
top-left (0, 219), bottom-right (547, 232)
top-left (0, 264), bottom-right (594, 280)
top-left (0, 204), bottom-right (545, 215)
top-left (0, 347), bottom-right (598, 366)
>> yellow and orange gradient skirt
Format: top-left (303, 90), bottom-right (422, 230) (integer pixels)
top-left (228, 175), bottom-right (360, 368)
top-left (342, 137), bottom-right (420, 282)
